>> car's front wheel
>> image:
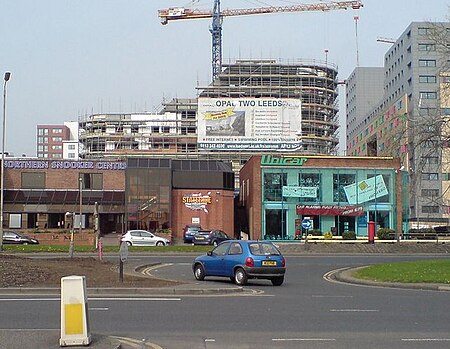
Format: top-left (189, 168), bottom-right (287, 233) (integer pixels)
top-left (271, 276), bottom-right (284, 286)
top-left (126, 241), bottom-right (132, 247)
top-left (234, 267), bottom-right (248, 286)
top-left (194, 264), bottom-right (205, 281)
top-left (212, 240), bottom-right (218, 246)
top-left (156, 241), bottom-right (165, 246)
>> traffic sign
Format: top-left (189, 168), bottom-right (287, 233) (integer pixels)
top-left (301, 218), bottom-right (312, 230)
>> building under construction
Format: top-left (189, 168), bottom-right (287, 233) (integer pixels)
top-left (79, 59), bottom-right (340, 182)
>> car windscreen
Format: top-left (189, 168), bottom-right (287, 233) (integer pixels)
top-left (249, 243), bottom-right (281, 256)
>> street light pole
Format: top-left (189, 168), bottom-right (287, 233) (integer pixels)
top-left (0, 72), bottom-right (11, 252)
top-left (79, 176), bottom-right (83, 234)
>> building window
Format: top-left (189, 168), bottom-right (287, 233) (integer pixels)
top-left (298, 173), bottom-right (321, 202)
top-left (420, 92), bottom-right (437, 99)
top-left (152, 126), bottom-right (160, 133)
top-left (52, 145), bottom-right (62, 150)
top-left (421, 173), bottom-right (439, 180)
top-left (418, 43), bottom-right (436, 51)
top-left (68, 153), bottom-right (75, 158)
top-left (419, 75), bottom-right (437, 83)
top-left (38, 129), bottom-right (44, 136)
top-left (264, 173), bottom-right (287, 202)
top-left (21, 172), bottom-right (45, 189)
top-left (419, 107), bottom-right (437, 116)
top-left (51, 153), bottom-right (62, 158)
top-left (422, 206), bottom-right (439, 214)
top-left (80, 173), bottom-right (103, 190)
top-left (422, 156), bottom-right (439, 164)
top-left (68, 144), bottom-right (76, 150)
top-left (52, 137), bottom-right (63, 142)
top-left (52, 128), bottom-right (62, 134)
top-left (418, 59), bottom-right (436, 67)
top-left (421, 189), bottom-right (439, 197)
top-left (418, 27), bottom-right (433, 35)
top-left (162, 126), bottom-right (170, 133)
top-left (333, 173), bottom-right (356, 203)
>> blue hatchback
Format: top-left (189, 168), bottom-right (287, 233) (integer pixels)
top-left (192, 240), bottom-right (286, 286)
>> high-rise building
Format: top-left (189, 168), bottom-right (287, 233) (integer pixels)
top-left (36, 124), bottom-right (71, 159)
top-left (78, 59), bottom-right (340, 185)
top-left (346, 21), bottom-right (450, 229)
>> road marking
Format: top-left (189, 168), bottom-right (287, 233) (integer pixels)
top-left (272, 338), bottom-right (336, 341)
top-left (312, 295), bottom-right (353, 298)
top-left (0, 297), bottom-right (181, 302)
top-left (330, 309), bottom-right (379, 312)
top-left (111, 336), bottom-right (164, 349)
top-left (89, 307), bottom-right (109, 311)
top-left (402, 338), bottom-right (450, 341)
top-left (205, 338), bottom-right (216, 342)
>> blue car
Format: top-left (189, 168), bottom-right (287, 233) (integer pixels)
top-left (192, 240), bottom-right (286, 286)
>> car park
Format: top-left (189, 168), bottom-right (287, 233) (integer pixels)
top-left (2, 231), bottom-right (39, 245)
top-left (192, 229), bottom-right (230, 246)
top-left (183, 224), bottom-right (202, 243)
top-left (192, 240), bottom-right (286, 286)
top-left (121, 230), bottom-right (170, 246)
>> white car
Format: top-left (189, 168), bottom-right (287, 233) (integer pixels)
top-left (121, 230), bottom-right (170, 246)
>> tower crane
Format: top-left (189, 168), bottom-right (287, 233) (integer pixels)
top-left (159, 1), bottom-right (364, 80)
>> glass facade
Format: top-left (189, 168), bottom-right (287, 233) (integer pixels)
top-left (261, 167), bottom-right (398, 240)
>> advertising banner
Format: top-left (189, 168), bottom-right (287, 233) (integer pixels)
top-left (296, 204), bottom-right (365, 216)
top-left (197, 97), bottom-right (301, 151)
top-left (343, 175), bottom-right (388, 205)
top-left (282, 186), bottom-right (317, 198)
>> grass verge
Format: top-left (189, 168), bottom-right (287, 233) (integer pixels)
top-left (1, 244), bottom-right (213, 254)
top-left (353, 259), bottom-right (450, 284)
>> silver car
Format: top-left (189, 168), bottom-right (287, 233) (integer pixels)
top-left (121, 230), bottom-right (170, 246)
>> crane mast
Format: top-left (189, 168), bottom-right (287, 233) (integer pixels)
top-left (159, 0), bottom-right (364, 80)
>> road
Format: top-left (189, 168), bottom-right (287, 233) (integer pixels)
top-left (1, 254), bottom-right (449, 348)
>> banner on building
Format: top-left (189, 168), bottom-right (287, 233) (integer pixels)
top-left (343, 175), bottom-right (388, 205)
top-left (296, 204), bottom-right (365, 216)
top-left (282, 186), bottom-right (317, 198)
top-left (197, 97), bottom-right (302, 151)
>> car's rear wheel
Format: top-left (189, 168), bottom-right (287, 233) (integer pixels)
top-left (271, 276), bottom-right (284, 286)
top-left (156, 241), bottom-right (165, 246)
top-left (194, 264), bottom-right (205, 281)
top-left (212, 240), bottom-right (218, 246)
top-left (234, 267), bottom-right (248, 286)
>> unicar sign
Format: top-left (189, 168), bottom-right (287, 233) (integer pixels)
top-left (261, 155), bottom-right (308, 166)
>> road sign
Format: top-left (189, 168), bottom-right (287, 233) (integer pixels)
top-left (119, 242), bottom-right (128, 262)
top-left (301, 218), bottom-right (312, 230)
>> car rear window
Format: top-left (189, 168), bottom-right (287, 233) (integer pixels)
top-left (249, 243), bottom-right (281, 256)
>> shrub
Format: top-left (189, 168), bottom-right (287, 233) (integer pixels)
top-left (309, 229), bottom-right (322, 236)
top-left (342, 230), bottom-right (356, 240)
top-left (377, 228), bottom-right (395, 240)
top-left (323, 231), bottom-right (333, 239)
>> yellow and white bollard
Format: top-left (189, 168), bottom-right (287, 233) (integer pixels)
top-left (60, 275), bottom-right (91, 346)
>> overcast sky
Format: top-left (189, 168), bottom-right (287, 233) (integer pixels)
top-left (1, 0), bottom-right (449, 157)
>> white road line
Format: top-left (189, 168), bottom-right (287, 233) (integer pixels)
top-left (0, 328), bottom-right (58, 331)
top-left (89, 307), bottom-right (109, 311)
top-left (312, 295), bottom-right (353, 298)
top-left (0, 297), bottom-right (181, 302)
top-left (272, 338), bottom-right (336, 341)
top-left (402, 338), bottom-right (450, 341)
top-left (330, 309), bottom-right (379, 312)
top-left (205, 338), bottom-right (216, 342)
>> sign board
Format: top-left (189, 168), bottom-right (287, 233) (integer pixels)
top-left (343, 175), bottom-right (388, 204)
top-left (119, 242), bottom-right (129, 262)
top-left (197, 97), bottom-right (302, 151)
top-left (301, 218), bottom-right (312, 230)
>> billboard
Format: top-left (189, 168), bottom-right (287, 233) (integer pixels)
top-left (197, 97), bottom-right (302, 151)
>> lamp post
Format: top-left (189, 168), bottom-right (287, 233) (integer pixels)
top-left (66, 212), bottom-right (75, 258)
top-left (0, 72), bottom-right (11, 252)
top-left (79, 177), bottom-right (83, 234)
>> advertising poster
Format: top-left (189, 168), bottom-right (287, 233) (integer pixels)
top-left (197, 97), bottom-right (302, 151)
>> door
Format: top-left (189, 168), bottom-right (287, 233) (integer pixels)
top-left (205, 242), bottom-right (230, 276)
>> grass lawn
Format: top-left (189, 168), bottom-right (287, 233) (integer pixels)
top-left (353, 259), bottom-right (450, 284)
top-left (1, 244), bottom-right (212, 254)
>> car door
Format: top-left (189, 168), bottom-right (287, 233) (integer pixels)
top-left (130, 231), bottom-right (143, 246)
top-left (204, 242), bottom-right (230, 276)
top-left (140, 231), bottom-right (157, 246)
top-left (224, 242), bottom-right (244, 276)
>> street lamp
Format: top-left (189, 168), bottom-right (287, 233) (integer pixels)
top-left (0, 71), bottom-right (11, 252)
top-left (65, 212), bottom-right (75, 258)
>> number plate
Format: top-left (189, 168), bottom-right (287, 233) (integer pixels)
top-left (262, 260), bottom-right (277, 266)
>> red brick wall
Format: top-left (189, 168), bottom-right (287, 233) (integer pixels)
top-left (172, 189), bottom-right (234, 242)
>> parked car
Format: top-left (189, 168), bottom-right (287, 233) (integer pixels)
top-left (192, 229), bottom-right (230, 246)
top-left (192, 240), bottom-right (286, 286)
top-left (2, 231), bottom-right (39, 245)
top-left (183, 224), bottom-right (202, 243)
top-left (121, 230), bottom-right (170, 246)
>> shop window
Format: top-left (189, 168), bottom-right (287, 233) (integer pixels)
top-left (366, 174), bottom-right (391, 203)
top-left (333, 173), bottom-right (355, 202)
top-left (298, 173), bottom-right (321, 202)
top-left (264, 173), bottom-right (287, 201)
top-left (21, 172), bottom-right (46, 189)
top-left (80, 173), bottom-right (103, 190)
top-left (264, 209), bottom-right (287, 240)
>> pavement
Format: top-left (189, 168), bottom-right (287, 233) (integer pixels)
top-left (2, 240), bottom-right (450, 348)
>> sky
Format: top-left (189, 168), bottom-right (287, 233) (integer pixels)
top-left (1, 0), bottom-right (449, 157)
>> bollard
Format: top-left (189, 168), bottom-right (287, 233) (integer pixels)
top-left (60, 276), bottom-right (91, 346)
top-left (98, 237), bottom-right (103, 261)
